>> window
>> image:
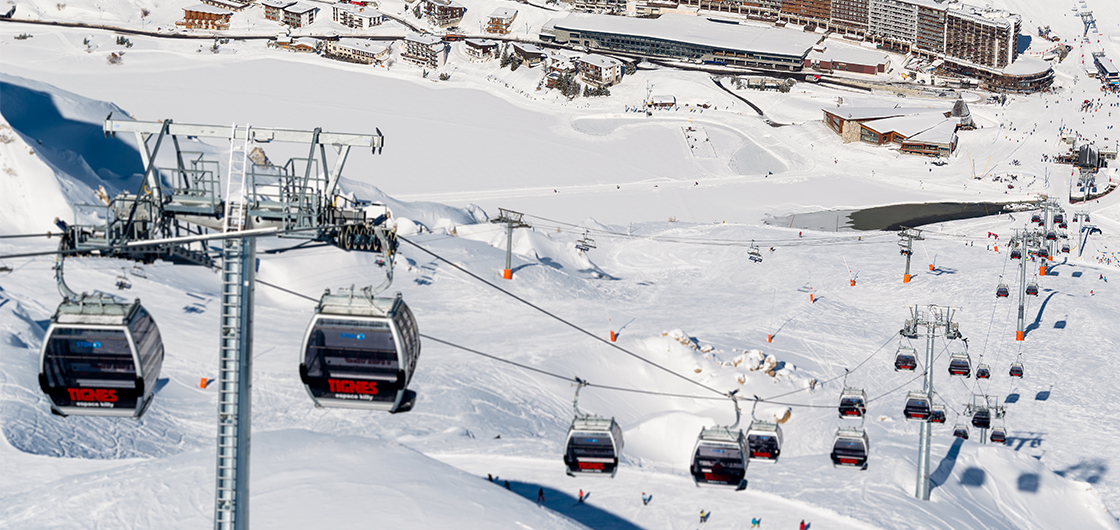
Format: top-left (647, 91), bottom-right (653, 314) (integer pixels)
top-left (860, 128), bottom-right (880, 143)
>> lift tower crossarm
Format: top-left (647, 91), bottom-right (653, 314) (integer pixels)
top-left (104, 120), bottom-right (384, 152)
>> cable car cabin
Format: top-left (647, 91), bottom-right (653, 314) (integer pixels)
top-left (299, 290), bottom-right (420, 413)
top-left (930, 405), bottom-right (947, 424)
top-left (948, 352), bottom-right (971, 377)
top-left (1059, 221), bottom-right (1068, 229)
top-left (564, 416), bottom-right (624, 477)
top-left (1061, 243), bottom-right (1071, 253)
top-left (894, 347), bottom-right (917, 371)
top-left (690, 427), bottom-right (748, 490)
top-left (1010, 249), bottom-right (1022, 259)
top-left (1085, 214), bottom-right (1091, 222)
top-left (1030, 214), bottom-right (1042, 224)
top-left (971, 408), bottom-right (991, 429)
top-left (746, 420), bottom-right (783, 463)
top-left (830, 428), bottom-right (869, 469)
top-left (996, 284), bottom-right (1010, 298)
top-left (990, 427), bottom-right (1007, 444)
top-left (1009, 363), bottom-right (1024, 378)
top-left (903, 392), bottom-right (932, 421)
top-left (976, 364), bottom-right (991, 380)
top-left (1037, 248), bottom-right (1050, 259)
top-left (1054, 214), bottom-right (1064, 224)
top-left (838, 387), bottom-right (867, 418)
top-left (953, 423), bottom-right (970, 440)
top-left (1026, 283), bottom-right (1039, 296)
top-left (1046, 231), bottom-right (1057, 241)
top-left (39, 296), bottom-right (164, 419)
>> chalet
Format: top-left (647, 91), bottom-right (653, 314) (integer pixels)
top-left (463, 38), bottom-right (499, 61)
top-left (511, 42), bottom-right (544, 67)
top-left (547, 54), bottom-right (579, 75)
top-left (260, 0), bottom-right (294, 21)
top-left (283, 3), bottom-right (317, 28)
top-left (281, 36), bottom-right (320, 52)
top-left (545, 72), bottom-right (561, 88)
top-left (822, 107), bottom-right (949, 143)
top-left (333, 4), bottom-right (383, 29)
top-left (177, 4), bottom-right (232, 30)
top-left (578, 53), bottom-right (623, 87)
top-left (402, 33), bottom-right (448, 69)
top-left (326, 38), bottom-right (391, 64)
top-left (423, 0), bottom-right (466, 28)
top-left (647, 95), bottom-right (676, 108)
top-left (486, 7), bottom-right (516, 34)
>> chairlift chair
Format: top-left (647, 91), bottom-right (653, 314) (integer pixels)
top-left (830, 427), bottom-right (869, 469)
top-left (838, 387), bottom-right (867, 418)
top-left (894, 346), bottom-right (917, 371)
top-left (930, 404), bottom-right (947, 424)
top-left (996, 283), bottom-right (1010, 298)
top-left (953, 423), bottom-right (970, 440)
top-left (115, 276), bottom-right (132, 290)
top-left (1009, 362), bottom-right (1024, 378)
top-left (1026, 282), bottom-right (1039, 296)
top-left (976, 364), bottom-right (991, 379)
top-left (971, 407), bottom-right (992, 429)
top-left (564, 380), bottom-right (624, 477)
top-left (39, 295), bottom-right (165, 419)
top-left (990, 425), bottom-right (1008, 444)
top-left (299, 288), bottom-right (420, 413)
top-left (748, 245), bottom-right (763, 263)
top-left (903, 391), bottom-right (932, 421)
top-left (948, 351), bottom-right (971, 377)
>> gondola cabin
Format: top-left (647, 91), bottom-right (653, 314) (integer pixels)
top-left (1026, 283), bottom-right (1039, 296)
top-left (838, 387), bottom-right (867, 418)
top-left (1010, 249), bottom-right (1022, 259)
top-left (1037, 248), bottom-right (1049, 259)
top-left (903, 392), bottom-right (931, 421)
top-left (564, 416), bottom-right (624, 477)
top-left (1059, 221), bottom-right (1068, 229)
top-left (976, 364), bottom-right (991, 380)
top-left (990, 427), bottom-right (1007, 444)
top-left (1046, 231), bottom-right (1057, 241)
top-left (746, 420), bottom-right (783, 463)
top-left (894, 347), bottom-right (917, 371)
top-left (1030, 214), bottom-right (1042, 224)
top-left (971, 407), bottom-right (991, 429)
top-left (39, 296), bottom-right (164, 419)
top-left (996, 283), bottom-right (1010, 298)
top-left (1061, 243), bottom-right (1070, 253)
top-left (1009, 363), bottom-right (1024, 378)
top-left (948, 352), bottom-right (971, 377)
top-left (953, 423), bottom-right (970, 440)
top-left (830, 428), bottom-right (869, 469)
top-left (930, 405), bottom-right (947, 424)
top-left (1054, 214), bottom-right (1064, 224)
top-left (299, 290), bottom-right (420, 413)
top-left (690, 427), bottom-right (748, 490)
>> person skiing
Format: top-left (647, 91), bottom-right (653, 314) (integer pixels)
top-left (578, 489), bottom-right (585, 503)
top-left (641, 492), bottom-right (652, 505)
top-left (800, 520), bottom-right (807, 530)
top-left (751, 517), bottom-right (761, 528)
top-left (537, 488), bottom-right (545, 503)
top-left (699, 510), bottom-right (710, 523)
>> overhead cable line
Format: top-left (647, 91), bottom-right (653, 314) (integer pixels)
top-left (0, 232), bottom-right (63, 239)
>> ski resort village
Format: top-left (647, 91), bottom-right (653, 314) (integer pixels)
top-left (3, 0), bottom-right (1120, 527)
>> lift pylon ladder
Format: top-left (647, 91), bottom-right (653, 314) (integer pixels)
top-left (899, 228), bottom-right (924, 283)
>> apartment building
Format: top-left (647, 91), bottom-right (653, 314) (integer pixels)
top-left (780, 0), bottom-right (831, 29)
top-left (676, 0), bottom-right (780, 21)
top-left (424, 0), bottom-right (466, 28)
top-left (573, 0), bottom-right (626, 14)
top-left (486, 7), bottom-right (516, 34)
top-left (914, 1), bottom-right (946, 56)
top-left (867, 0), bottom-right (917, 52)
top-left (332, 4), bottom-right (383, 29)
top-left (944, 4), bottom-right (1019, 69)
top-left (401, 33), bottom-right (448, 68)
top-left (830, 0), bottom-right (868, 36)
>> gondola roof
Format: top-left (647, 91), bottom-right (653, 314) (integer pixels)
top-left (54, 294), bottom-right (140, 325)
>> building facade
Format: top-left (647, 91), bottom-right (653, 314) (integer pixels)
top-left (780, 0), bottom-right (831, 28)
top-left (463, 38), bottom-right (498, 60)
top-left (332, 4), bottom-right (383, 29)
top-left (402, 33), bottom-right (448, 68)
top-left (830, 0), bottom-right (868, 36)
top-left (486, 7), bottom-right (516, 34)
top-left (261, 0), bottom-right (294, 21)
top-left (177, 4), bottom-right (232, 30)
top-left (326, 38), bottom-right (390, 64)
top-left (281, 3), bottom-right (317, 27)
top-left (944, 4), bottom-right (1019, 69)
top-left (676, 0), bottom-right (780, 21)
top-left (423, 0), bottom-right (466, 28)
top-left (578, 54), bottom-right (624, 87)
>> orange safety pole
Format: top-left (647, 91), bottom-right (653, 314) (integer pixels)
top-left (1015, 331), bottom-right (1024, 341)
top-left (767, 334), bottom-right (773, 343)
top-left (1039, 265), bottom-right (1046, 276)
top-left (904, 273), bottom-right (912, 283)
top-left (502, 269), bottom-right (513, 280)
top-left (850, 279), bottom-right (856, 286)
top-left (610, 331), bottom-right (617, 342)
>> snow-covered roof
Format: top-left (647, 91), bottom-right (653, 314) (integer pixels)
top-left (261, 0), bottom-right (295, 8)
top-left (489, 7), bottom-right (516, 20)
top-left (1002, 56), bottom-right (1052, 76)
top-left (903, 119), bottom-right (958, 145)
top-left (513, 42), bottom-right (543, 54)
top-left (184, 3), bottom-right (233, 15)
top-left (551, 13), bottom-right (820, 59)
top-left (338, 4), bottom-right (381, 17)
top-left (286, 2), bottom-right (317, 14)
top-left (333, 38), bottom-right (389, 53)
top-left (1096, 55), bottom-right (1119, 76)
top-left (464, 38), bottom-right (498, 48)
top-left (862, 114), bottom-right (951, 138)
top-left (580, 53), bottom-right (622, 69)
top-left (824, 106), bottom-right (946, 121)
top-left (809, 45), bottom-right (889, 66)
top-left (406, 33), bottom-right (443, 46)
top-left (292, 37), bottom-right (319, 46)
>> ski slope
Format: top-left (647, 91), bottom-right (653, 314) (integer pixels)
top-left (3, 2), bottom-right (1120, 527)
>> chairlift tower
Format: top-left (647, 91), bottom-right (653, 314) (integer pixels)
top-left (490, 208), bottom-right (530, 279)
top-left (55, 118), bottom-right (390, 530)
top-left (898, 228), bottom-right (924, 283)
top-left (906, 304), bottom-right (960, 501)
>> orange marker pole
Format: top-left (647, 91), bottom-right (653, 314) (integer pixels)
top-left (200, 378), bottom-right (208, 389)
top-left (767, 334), bottom-right (773, 343)
top-left (928, 264), bottom-right (934, 271)
top-left (850, 279), bottom-right (856, 286)
top-left (502, 269), bottom-right (513, 280)
top-left (1039, 265), bottom-right (1046, 276)
top-left (610, 331), bottom-right (617, 342)
top-left (1016, 331), bottom-right (1025, 341)
top-left (904, 273), bottom-right (912, 283)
